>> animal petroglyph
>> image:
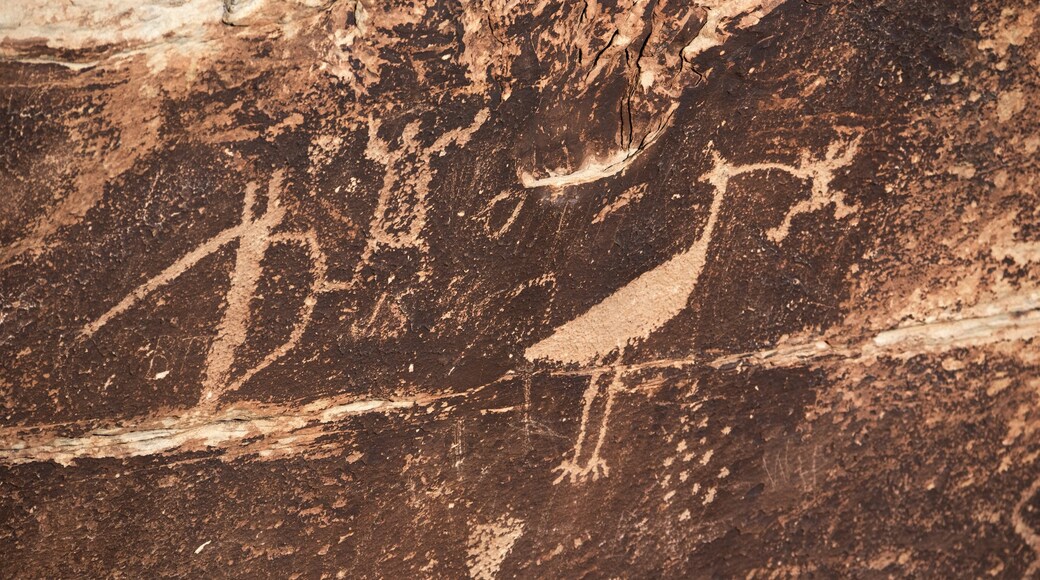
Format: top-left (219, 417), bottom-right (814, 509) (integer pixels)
top-left (1013, 477), bottom-right (1040, 577)
top-left (524, 147), bottom-right (728, 366)
top-left (527, 134), bottom-right (861, 367)
top-left (80, 171), bottom-right (351, 406)
top-left (553, 365), bottom-right (625, 483)
top-left (531, 135), bottom-right (862, 482)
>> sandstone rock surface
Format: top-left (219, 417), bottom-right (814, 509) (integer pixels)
top-left (1, 0), bottom-right (1039, 576)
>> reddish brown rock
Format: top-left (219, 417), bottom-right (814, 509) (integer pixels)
top-left (1, 0), bottom-right (1038, 577)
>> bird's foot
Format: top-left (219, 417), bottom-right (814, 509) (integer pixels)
top-left (552, 456), bottom-right (610, 484)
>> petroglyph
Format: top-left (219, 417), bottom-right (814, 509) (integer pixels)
top-left (475, 190), bottom-right (527, 239)
top-left (80, 172), bottom-right (351, 406)
top-left (4, 0), bottom-right (1039, 573)
top-left (525, 149), bottom-right (727, 366)
top-left (526, 135), bottom-right (860, 483)
top-left (1013, 477), bottom-right (1040, 578)
top-left (763, 135), bottom-right (862, 243)
top-left (592, 183), bottom-right (649, 224)
top-left (359, 108), bottom-right (490, 267)
top-left (466, 517), bottom-right (525, 580)
top-left (553, 367), bottom-right (624, 483)
top-left (527, 135), bottom-right (860, 367)
top-left (347, 108), bottom-right (491, 338)
top-left (699, 134), bottom-right (862, 246)
top-left (523, 135), bottom-right (1040, 485)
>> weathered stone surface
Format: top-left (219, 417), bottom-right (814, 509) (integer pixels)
top-left (0, 0), bottom-right (1038, 576)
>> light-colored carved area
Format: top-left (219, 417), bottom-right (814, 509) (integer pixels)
top-left (1, 0), bottom-right (1038, 577)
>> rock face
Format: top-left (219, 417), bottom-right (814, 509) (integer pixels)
top-left (1, 0), bottom-right (1038, 576)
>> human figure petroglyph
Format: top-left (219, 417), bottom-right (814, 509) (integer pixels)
top-left (358, 109), bottom-right (490, 266)
top-left (535, 134), bottom-right (863, 483)
top-left (80, 170), bottom-right (352, 407)
top-left (349, 109), bottom-right (490, 338)
top-left (75, 130), bottom-right (861, 464)
top-left (80, 107), bottom-right (492, 404)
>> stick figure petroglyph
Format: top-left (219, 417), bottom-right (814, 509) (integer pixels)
top-left (80, 108), bottom-right (491, 407)
top-left (530, 134), bottom-right (863, 483)
top-left (80, 170), bottom-right (351, 406)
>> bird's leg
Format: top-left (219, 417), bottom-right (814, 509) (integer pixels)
top-left (583, 369), bottom-right (622, 479)
top-left (553, 366), bottom-right (623, 484)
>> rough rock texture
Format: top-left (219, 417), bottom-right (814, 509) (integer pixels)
top-left (1, 0), bottom-right (1039, 577)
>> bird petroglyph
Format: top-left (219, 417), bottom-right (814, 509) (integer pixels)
top-left (527, 134), bottom-right (862, 367)
top-left (530, 135), bottom-right (862, 482)
top-left (3, 0), bottom-right (1038, 575)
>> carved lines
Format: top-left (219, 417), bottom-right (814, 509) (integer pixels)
top-left (80, 171), bottom-right (351, 407)
top-left (530, 135), bottom-right (862, 482)
top-left (2, 297), bottom-right (1038, 466)
top-left (1013, 477), bottom-right (1040, 577)
top-left (552, 365), bottom-right (624, 483)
